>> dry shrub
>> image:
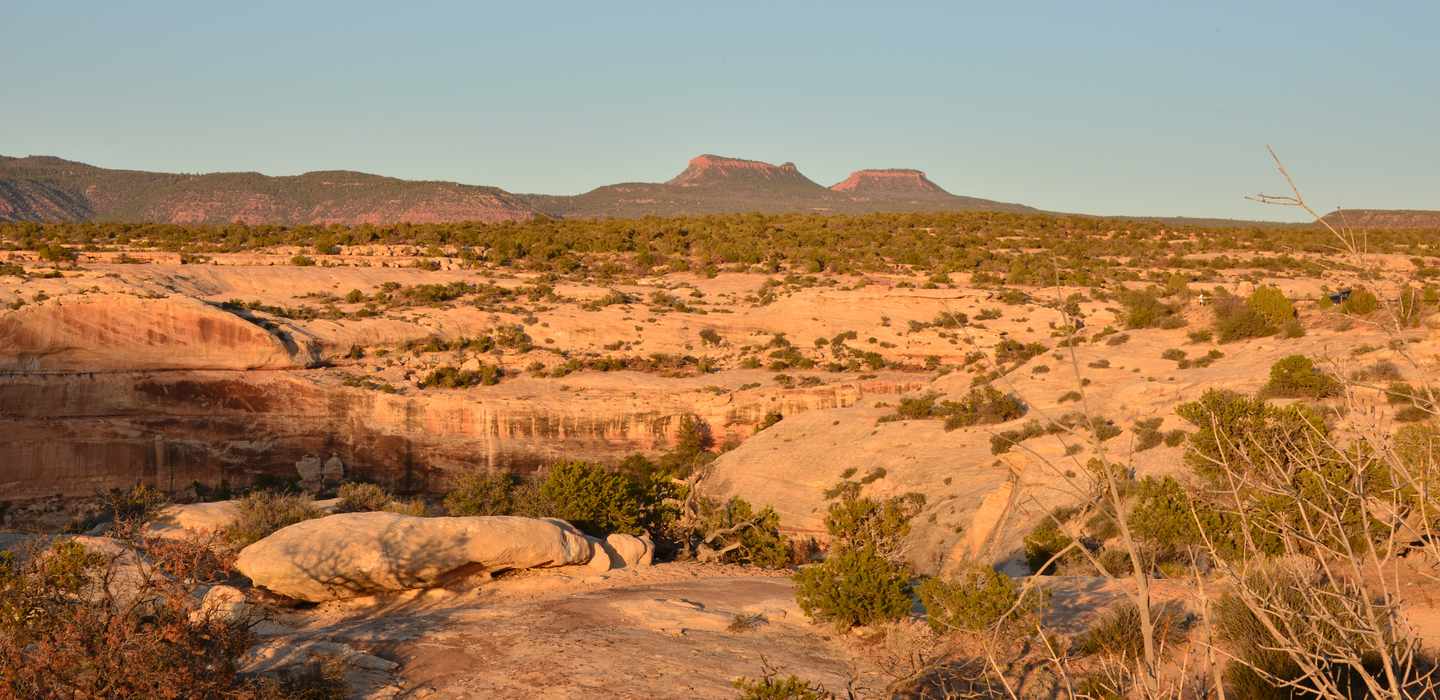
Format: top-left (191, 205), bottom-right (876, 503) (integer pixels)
top-left (336, 482), bottom-right (427, 516)
top-left (1215, 568), bottom-right (1434, 700)
top-left (225, 492), bottom-right (324, 547)
top-left (141, 533), bottom-right (236, 584)
top-left (1072, 600), bottom-right (1190, 660)
top-left (0, 539), bottom-right (288, 699)
top-left (334, 482), bottom-right (391, 512)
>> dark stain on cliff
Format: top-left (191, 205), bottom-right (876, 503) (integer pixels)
top-left (136, 378), bottom-right (276, 413)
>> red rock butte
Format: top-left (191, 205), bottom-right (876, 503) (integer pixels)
top-left (666, 154), bottom-right (812, 187)
top-left (830, 169), bottom-right (948, 195)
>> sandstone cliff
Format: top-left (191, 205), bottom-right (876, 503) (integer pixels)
top-left (0, 295), bottom-right (316, 372)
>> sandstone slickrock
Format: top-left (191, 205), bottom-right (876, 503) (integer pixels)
top-left (144, 498), bottom-right (341, 540)
top-left (144, 501), bottom-right (242, 540)
top-left (0, 294), bottom-right (314, 371)
top-left (235, 512), bottom-right (595, 601)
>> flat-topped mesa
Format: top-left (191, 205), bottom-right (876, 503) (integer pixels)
top-left (830, 168), bottom-right (949, 196)
top-left (1319, 209), bottom-right (1440, 230)
top-left (666, 154), bottom-right (816, 188)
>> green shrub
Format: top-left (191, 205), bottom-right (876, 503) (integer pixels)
top-left (290, 254), bottom-right (316, 266)
top-left (36, 244), bottom-right (78, 264)
top-left (103, 483), bottom-right (167, 527)
top-left (994, 339), bottom-right (1049, 365)
top-left (756, 410), bottom-right (784, 431)
top-left (696, 497), bottom-right (792, 569)
top-left (823, 488), bottom-right (924, 555)
top-left (443, 469), bottom-right (521, 516)
top-left (1213, 292), bottom-right (1277, 343)
top-left (1397, 285), bottom-right (1426, 327)
top-left (1262, 355), bottom-right (1341, 399)
top-left (1129, 476), bottom-right (1204, 552)
top-left (1163, 429), bottom-right (1187, 447)
top-left (1246, 285), bottom-right (1295, 327)
top-left (1132, 417), bottom-right (1164, 452)
top-left (1396, 405), bottom-right (1432, 423)
top-left (1120, 289), bottom-right (1183, 329)
top-left (1023, 516), bottom-right (1074, 575)
top-left (534, 461), bottom-right (648, 536)
top-left (225, 492), bottom-right (323, 546)
top-left (1176, 389), bottom-right (1328, 486)
top-left (878, 387), bottom-right (1025, 429)
top-left (732, 671), bottom-right (830, 700)
top-left (794, 545), bottom-right (912, 631)
top-left (918, 562), bottom-right (1041, 632)
top-left (1073, 600), bottom-right (1190, 660)
top-left (419, 364), bottom-right (502, 389)
top-left (1341, 288), bottom-right (1379, 315)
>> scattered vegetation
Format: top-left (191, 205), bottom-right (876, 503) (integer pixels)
top-left (224, 491), bottom-right (324, 546)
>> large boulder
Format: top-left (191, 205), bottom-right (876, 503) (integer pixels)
top-left (606, 533), bottom-right (653, 569)
top-left (235, 512), bottom-right (595, 602)
top-left (144, 501), bottom-right (242, 540)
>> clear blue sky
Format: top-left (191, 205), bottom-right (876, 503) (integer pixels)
top-left (3, 1), bottom-right (1435, 220)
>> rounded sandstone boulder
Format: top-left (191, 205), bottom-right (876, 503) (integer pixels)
top-left (235, 512), bottom-right (594, 602)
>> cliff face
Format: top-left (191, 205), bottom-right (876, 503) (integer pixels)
top-left (0, 156), bottom-right (538, 224)
top-left (0, 295), bottom-right (317, 372)
top-left (0, 369), bottom-right (922, 500)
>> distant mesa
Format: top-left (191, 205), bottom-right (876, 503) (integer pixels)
top-left (521, 153), bottom-right (1038, 218)
top-left (1, 151), bottom-right (1040, 224)
top-left (0, 155), bottom-right (537, 225)
top-left (830, 169), bottom-right (949, 196)
top-left (1319, 209), bottom-right (1440, 229)
top-left (667, 154), bottom-right (815, 188)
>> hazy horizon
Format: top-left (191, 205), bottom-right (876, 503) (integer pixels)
top-left (4, 1), bottom-right (1436, 221)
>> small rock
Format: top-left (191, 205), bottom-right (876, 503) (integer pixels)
top-left (605, 533), bottom-right (653, 569)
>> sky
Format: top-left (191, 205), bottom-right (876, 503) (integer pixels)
top-left (2, 1), bottom-right (1436, 220)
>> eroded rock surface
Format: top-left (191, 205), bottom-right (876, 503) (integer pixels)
top-left (235, 513), bottom-right (595, 602)
top-left (0, 294), bottom-right (314, 371)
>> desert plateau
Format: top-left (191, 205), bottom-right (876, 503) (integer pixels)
top-left (5, 2), bottom-right (1440, 698)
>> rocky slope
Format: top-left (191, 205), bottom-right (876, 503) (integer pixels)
top-left (0, 156), bottom-right (537, 224)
